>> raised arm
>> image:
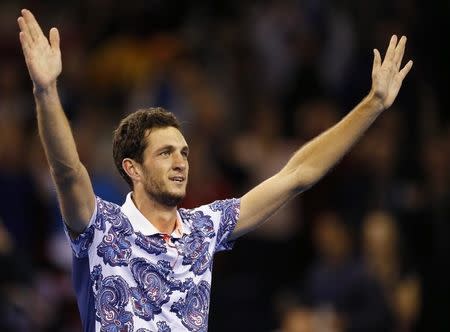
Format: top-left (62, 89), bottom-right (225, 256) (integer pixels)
top-left (18, 9), bottom-right (95, 234)
top-left (232, 35), bottom-right (413, 240)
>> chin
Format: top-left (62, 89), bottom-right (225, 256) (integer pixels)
top-left (171, 186), bottom-right (187, 197)
top-left (157, 195), bottom-right (183, 207)
top-left (173, 191), bottom-right (186, 202)
top-left (161, 190), bottom-right (186, 207)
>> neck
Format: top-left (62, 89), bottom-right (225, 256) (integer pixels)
top-left (131, 189), bottom-right (178, 235)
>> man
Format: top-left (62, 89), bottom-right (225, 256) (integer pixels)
top-left (17, 8), bottom-right (412, 332)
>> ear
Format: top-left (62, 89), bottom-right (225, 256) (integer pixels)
top-left (122, 158), bottom-right (142, 184)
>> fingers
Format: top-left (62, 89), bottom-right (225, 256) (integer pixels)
top-left (372, 49), bottom-right (381, 76)
top-left (17, 12), bottom-right (35, 49)
top-left (17, 16), bottom-right (29, 38)
top-left (17, 14), bottom-right (32, 44)
top-left (17, 12), bottom-right (36, 59)
top-left (383, 35), bottom-right (398, 63)
top-left (19, 31), bottom-right (31, 53)
top-left (393, 36), bottom-right (407, 70)
top-left (381, 34), bottom-right (410, 74)
top-left (49, 28), bottom-right (60, 51)
top-left (398, 60), bottom-right (413, 80)
top-left (18, 9), bottom-right (57, 55)
top-left (21, 9), bottom-right (44, 42)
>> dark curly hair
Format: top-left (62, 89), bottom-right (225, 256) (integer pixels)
top-left (112, 107), bottom-right (181, 188)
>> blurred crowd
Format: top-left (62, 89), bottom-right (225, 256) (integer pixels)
top-left (0, 0), bottom-right (449, 331)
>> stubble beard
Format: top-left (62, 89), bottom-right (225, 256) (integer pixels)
top-left (150, 188), bottom-right (184, 207)
top-left (143, 171), bottom-right (186, 207)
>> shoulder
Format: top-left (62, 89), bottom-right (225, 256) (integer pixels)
top-left (96, 196), bottom-right (123, 215)
top-left (180, 198), bottom-right (240, 213)
top-left (178, 198), bottom-right (240, 236)
top-left (92, 195), bottom-right (129, 231)
top-left (179, 198), bottom-right (240, 220)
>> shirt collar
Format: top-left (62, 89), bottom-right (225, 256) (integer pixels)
top-left (121, 192), bottom-right (184, 238)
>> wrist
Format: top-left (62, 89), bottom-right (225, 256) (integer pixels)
top-left (33, 81), bottom-right (58, 97)
top-left (364, 89), bottom-right (386, 114)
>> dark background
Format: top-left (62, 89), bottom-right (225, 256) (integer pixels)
top-left (0, 1), bottom-right (448, 331)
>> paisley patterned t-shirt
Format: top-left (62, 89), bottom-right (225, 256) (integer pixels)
top-left (64, 193), bottom-right (240, 332)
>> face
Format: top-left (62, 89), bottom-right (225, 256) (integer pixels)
top-left (314, 212), bottom-right (350, 261)
top-left (363, 214), bottom-right (397, 257)
top-left (139, 126), bottom-right (189, 207)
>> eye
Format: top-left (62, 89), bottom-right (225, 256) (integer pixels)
top-left (160, 150), bottom-right (170, 156)
top-left (181, 150), bottom-right (189, 158)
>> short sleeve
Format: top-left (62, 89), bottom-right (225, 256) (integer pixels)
top-left (62, 196), bottom-right (113, 258)
top-left (209, 198), bottom-right (240, 253)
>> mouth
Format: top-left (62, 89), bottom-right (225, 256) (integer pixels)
top-left (169, 175), bottom-right (185, 183)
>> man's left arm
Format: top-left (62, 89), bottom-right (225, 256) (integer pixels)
top-left (231, 35), bottom-right (413, 240)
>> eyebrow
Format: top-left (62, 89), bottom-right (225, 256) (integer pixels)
top-left (155, 144), bottom-right (189, 153)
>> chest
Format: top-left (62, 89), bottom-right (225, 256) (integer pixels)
top-left (91, 227), bottom-right (215, 279)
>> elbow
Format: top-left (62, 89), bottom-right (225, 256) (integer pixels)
top-left (50, 162), bottom-right (85, 186)
top-left (292, 167), bottom-right (325, 193)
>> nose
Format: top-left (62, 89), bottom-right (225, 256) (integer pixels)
top-left (172, 152), bottom-right (187, 171)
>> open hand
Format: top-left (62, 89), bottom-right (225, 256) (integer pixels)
top-left (18, 9), bottom-right (61, 91)
top-left (371, 35), bottom-right (413, 109)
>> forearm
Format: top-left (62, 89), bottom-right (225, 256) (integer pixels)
top-left (235, 36), bottom-right (411, 239)
top-left (283, 92), bottom-right (384, 190)
top-left (19, 9), bottom-right (94, 233)
top-left (34, 83), bottom-right (82, 180)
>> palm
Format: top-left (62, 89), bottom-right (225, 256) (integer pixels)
top-left (18, 10), bottom-right (61, 89)
top-left (371, 35), bottom-right (413, 109)
top-left (26, 37), bottom-right (61, 87)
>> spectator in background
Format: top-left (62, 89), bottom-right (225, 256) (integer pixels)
top-left (362, 210), bottom-right (421, 332)
top-left (415, 133), bottom-right (450, 331)
top-left (278, 306), bottom-right (315, 332)
top-left (0, 1), bottom-right (446, 331)
top-left (281, 211), bottom-right (392, 332)
top-left (0, 220), bottom-right (33, 331)
top-left (17, 6), bottom-right (413, 332)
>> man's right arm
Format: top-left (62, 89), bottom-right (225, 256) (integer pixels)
top-left (18, 9), bottom-right (94, 234)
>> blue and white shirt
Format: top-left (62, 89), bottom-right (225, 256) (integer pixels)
top-left (64, 193), bottom-right (240, 332)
